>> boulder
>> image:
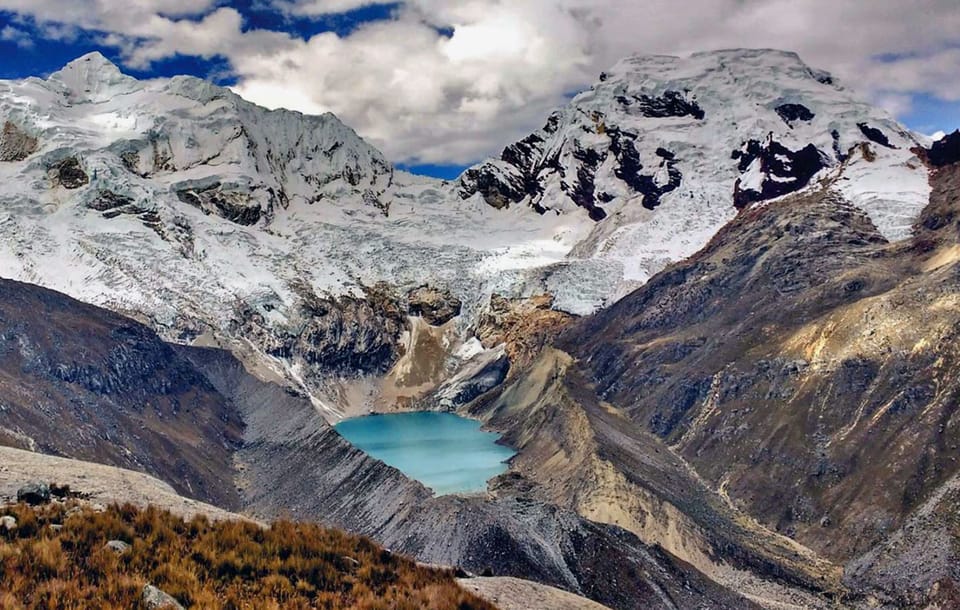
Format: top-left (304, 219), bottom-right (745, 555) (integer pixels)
top-left (16, 481), bottom-right (51, 505)
top-left (142, 585), bottom-right (185, 610)
top-left (104, 540), bottom-right (131, 553)
top-left (1, 515), bottom-right (16, 532)
top-left (408, 286), bottom-right (462, 326)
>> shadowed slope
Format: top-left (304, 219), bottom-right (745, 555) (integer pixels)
top-left (0, 278), bottom-right (243, 508)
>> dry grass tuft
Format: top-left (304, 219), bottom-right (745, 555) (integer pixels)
top-left (0, 501), bottom-right (496, 610)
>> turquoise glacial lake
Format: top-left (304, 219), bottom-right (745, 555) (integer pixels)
top-left (335, 412), bottom-right (516, 495)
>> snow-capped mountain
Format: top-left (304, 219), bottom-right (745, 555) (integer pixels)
top-left (0, 50), bottom-right (933, 413)
top-left (459, 49), bottom-right (929, 285)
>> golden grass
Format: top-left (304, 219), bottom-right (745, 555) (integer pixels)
top-left (0, 502), bottom-right (496, 610)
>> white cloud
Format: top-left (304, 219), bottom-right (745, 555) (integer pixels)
top-left (2, 0), bottom-right (960, 165)
top-left (874, 93), bottom-right (915, 117)
top-left (0, 25), bottom-right (34, 48)
top-left (276, 0), bottom-right (393, 16)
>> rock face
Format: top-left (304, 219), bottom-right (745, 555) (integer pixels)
top-left (407, 285), bottom-right (462, 326)
top-left (476, 294), bottom-right (576, 371)
top-left (732, 136), bottom-right (829, 208)
top-left (175, 180), bottom-right (261, 226)
top-left (0, 121), bottom-right (37, 162)
top-left (928, 130), bottom-right (960, 167)
top-left (775, 102), bottom-right (816, 126)
top-left (234, 284), bottom-right (407, 377)
top-left (557, 158), bottom-right (960, 582)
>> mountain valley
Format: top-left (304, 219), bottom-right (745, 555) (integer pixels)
top-left (0, 48), bottom-right (958, 609)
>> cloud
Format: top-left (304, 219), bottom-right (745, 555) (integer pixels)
top-left (0, 25), bottom-right (34, 48)
top-left (276, 0), bottom-right (394, 16)
top-left (874, 93), bottom-right (916, 117)
top-left (2, 0), bottom-right (959, 165)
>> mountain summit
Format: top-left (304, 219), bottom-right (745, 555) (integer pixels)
top-left (459, 49), bottom-right (928, 284)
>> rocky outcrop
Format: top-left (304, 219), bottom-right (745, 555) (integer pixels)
top-left (775, 103), bottom-right (815, 126)
top-left (0, 121), bottom-right (38, 162)
top-left (858, 123), bottom-right (896, 149)
top-left (927, 130), bottom-right (960, 167)
top-left (407, 285), bottom-right (462, 326)
top-left (476, 294), bottom-right (576, 371)
top-left (458, 163), bottom-right (528, 210)
top-left (49, 156), bottom-right (89, 189)
top-left (430, 346), bottom-right (510, 410)
top-left (87, 189), bottom-right (134, 212)
top-left (234, 283), bottom-right (407, 376)
top-left (175, 181), bottom-right (261, 226)
top-left (732, 137), bottom-right (829, 208)
top-left (616, 90), bottom-right (705, 120)
top-left (104, 539), bottom-right (131, 553)
top-left (16, 482), bottom-right (50, 505)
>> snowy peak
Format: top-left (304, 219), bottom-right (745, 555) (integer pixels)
top-left (2, 54), bottom-right (399, 225)
top-left (458, 48), bottom-right (926, 243)
top-left (48, 52), bottom-right (141, 103)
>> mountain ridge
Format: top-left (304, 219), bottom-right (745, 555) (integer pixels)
top-left (0, 48), bottom-right (934, 419)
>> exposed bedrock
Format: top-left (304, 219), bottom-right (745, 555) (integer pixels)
top-left (175, 180), bottom-right (262, 226)
top-left (775, 103), bottom-right (816, 127)
top-left (732, 137), bottom-right (829, 209)
top-left (48, 156), bottom-right (90, 189)
top-left (0, 120), bottom-right (38, 162)
top-left (927, 129), bottom-right (960, 167)
top-left (558, 174), bottom-right (960, 578)
top-left (475, 293), bottom-right (577, 372)
top-left (407, 285), bottom-right (462, 326)
top-left (232, 282), bottom-right (407, 377)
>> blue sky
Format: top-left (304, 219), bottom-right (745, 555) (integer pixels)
top-left (0, 1), bottom-right (958, 178)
